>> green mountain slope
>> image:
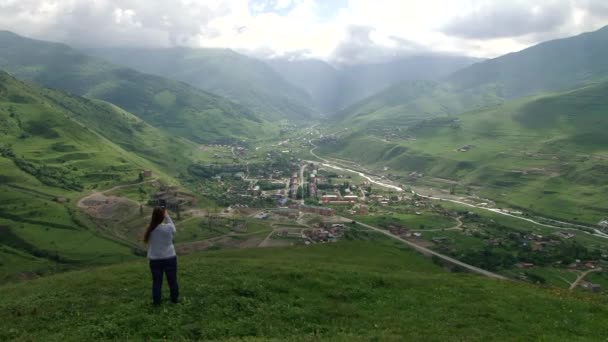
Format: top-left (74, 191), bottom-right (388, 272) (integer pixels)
top-left (268, 56), bottom-right (480, 113)
top-left (0, 31), bottom-right (269, 143)
top-left (84, 47), bottom-right (316, 120)
top-left (447, 25), bottom-right (608, 99)
top-left (0, 71), bottom-right (192, 282)
top-left (1, 242), bottom-right (606, 341)
top-left (331, 80), bottom-right (504, 129)
top-left (333, 26), bottom-right (608, 128)
top-left (320, 80), bottom-right (608, 224)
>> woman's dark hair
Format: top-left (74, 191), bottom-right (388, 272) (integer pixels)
top-left (144, 207), bottom-right (166, 243)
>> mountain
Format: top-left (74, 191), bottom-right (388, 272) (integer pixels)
top-left (266, 58), bottom-right (343, 114)
top-left (447, 25), bottom-right (608, 99)
top-left (319, 80), bottom-right (608, 224)
top-left (83, 47), bottom-right (316, 121)
top-left (267, 55), bottom-right (481, 113)
top-left (0, 70), bottom-right (193, 280)
top-left (330, 80), bottom-right (504, 129)
top-left (1, 241), bottom-right (606, 340)
top-left (0, 31), bottom-right (268, 144)
top-left (332, 26), bottom-right (608, 127)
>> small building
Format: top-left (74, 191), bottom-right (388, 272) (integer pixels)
top-left (254, 212), bottom-right (268, 220)
top-left (555, 232), bottom-right (576, 239)
top-left (357, 205), bottom-right (369, 215)
top-left (515, 262), bottom-right (535, 269)
top-left (271, 208), bottom-right (299, 219)
top-left (249, 185), bottom-right (261, 196)
top-left (142, 170), bottom-right (153, 178)
top-left (321, 194), bottom-right (339, 203)
top-left (343, 195), bottom-right (359, 203)
top-left (289, 204), bottom-right (335, 216)
top-left (580, 281), bottom-right (602, 293)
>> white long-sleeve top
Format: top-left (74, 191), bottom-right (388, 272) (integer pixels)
top-left (147, 215), bottom-right (177, 260)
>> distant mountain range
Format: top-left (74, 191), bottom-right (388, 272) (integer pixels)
top-left (84, 47), bottom-right (317, 121)
top-left (333, 25), bottom-right (608, 128)
top-left (0, 31), bottom-right (267, 144)
top-left (267, 55), bottom-right (481, 113)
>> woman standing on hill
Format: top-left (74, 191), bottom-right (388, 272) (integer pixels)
top-left (144, 207), bottom-right (179, 305)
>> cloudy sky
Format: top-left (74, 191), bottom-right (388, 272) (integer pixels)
top-left (1, 0), bottom-right (607, 63)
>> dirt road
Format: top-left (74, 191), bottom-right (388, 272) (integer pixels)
top-left (77, 178), bottom-right (158, 209)
top-left (411, 216), bottom-right (463, 232)
top-left (569, 268), bottom-right (603, 290)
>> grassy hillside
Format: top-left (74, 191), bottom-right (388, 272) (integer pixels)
top-left (0, 31), bottom-right (272, 143)
top-left (84, 47), bottom-right (316, 121)
top-left (1, 242), bottom-right (607, 341)
top-left (447, 25), bottom-right (608, 99)
top-left (331, 80), bottom-right (504, 129)
top-left (320, 81), bottom-right (608, 225)
top-left (0, 71), bottom-right (194, 282)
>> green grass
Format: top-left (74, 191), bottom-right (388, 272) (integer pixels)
top-left (585, 272), bottom-right (608, 290)
top-left (0, 245), bottom-right (57, 283)
top-left (0, 71), bottom-right (185, 280)
top-left (353, 211), bottom-right (457, 230)
top-left (174, 218), bottom-right (273, 244)
top-left (1, 241), bottom-right (608, 341)
top-left (502, 267), bottom-right (579, 289)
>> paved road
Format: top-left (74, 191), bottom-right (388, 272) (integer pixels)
top-left (347, 218), bottom-right (508, 280)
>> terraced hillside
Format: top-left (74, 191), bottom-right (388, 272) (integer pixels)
top-left (1, 242), bottom-right (606, 341)
top-left (0, 71), bottom-right (192, 282)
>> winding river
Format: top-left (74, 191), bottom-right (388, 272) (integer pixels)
top-left (307, 146), bottom-right (608, 239)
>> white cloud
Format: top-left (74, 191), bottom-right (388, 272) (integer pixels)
top-left (0, 0), bottom-right (606, 61)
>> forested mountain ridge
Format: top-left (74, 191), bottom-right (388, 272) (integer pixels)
top-left (84, 47), bottom-right (317, 121)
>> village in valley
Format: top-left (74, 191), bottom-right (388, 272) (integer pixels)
top-left (75, 124), bottom-right (608, 294)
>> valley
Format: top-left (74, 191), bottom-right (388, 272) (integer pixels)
top-left (1, 21), bottom-right (608, 340)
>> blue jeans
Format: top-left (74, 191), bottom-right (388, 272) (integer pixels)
top-left (149, 256), bottom-right (179, 304)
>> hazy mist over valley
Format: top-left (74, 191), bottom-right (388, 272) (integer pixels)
top-left (1, 1), bottom-right (608, 340)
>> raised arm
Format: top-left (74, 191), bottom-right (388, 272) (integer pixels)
top-left (165, 213), bottom-right (176, 233)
